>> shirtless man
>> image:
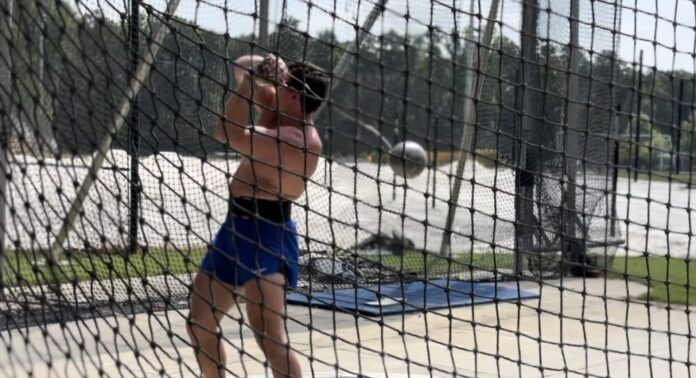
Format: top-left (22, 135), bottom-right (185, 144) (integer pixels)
top-left (187, 55), bottom-right (328, 378)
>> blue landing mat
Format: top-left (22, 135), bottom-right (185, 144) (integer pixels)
top-left (287, 279), bottom-right (538, 316)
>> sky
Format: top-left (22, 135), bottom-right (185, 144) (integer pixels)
top-left (70, 0), bottom-right (696, 72)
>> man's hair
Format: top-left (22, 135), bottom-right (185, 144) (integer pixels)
top-left (286, 62), bottom-right (329, 115)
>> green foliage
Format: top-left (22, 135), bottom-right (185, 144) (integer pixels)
top-left (618, 113), bottom-right (673, 169)
top-left (679, 110), bottom-right (696, 155)
top-left (1, 1), bottom-right (86, 152)
top-left (6, 4), bottom-right (696, 161)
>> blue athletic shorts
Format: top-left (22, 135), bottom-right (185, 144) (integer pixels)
top-left (200, 213), bottom-right (300, 288)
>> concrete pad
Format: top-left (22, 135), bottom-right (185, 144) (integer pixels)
top-left (0, 277), bottom-right (694, 377)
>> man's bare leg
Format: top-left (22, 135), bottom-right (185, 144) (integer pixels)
top-left (244, 273), bottom-right (301, 378)
top-left (188, 272), bottom-right (238, 378)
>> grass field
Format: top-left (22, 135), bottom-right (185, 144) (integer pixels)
top-left (364, 250), bottom-right (516, 277)
top-left (2, 249), bottom-right (693, 305)
top-left (379, 253), bottom-right (696, 304)
top-left (1, 248), bottom-right (206, 287)
top-left (610, 255), bottom-right (696, 305)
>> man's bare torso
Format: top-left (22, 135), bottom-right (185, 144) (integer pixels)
top-left (230, 125), bottom-right (322, 201)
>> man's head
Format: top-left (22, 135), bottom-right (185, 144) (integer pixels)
top-left (276, 62), bottom-right (329, 119)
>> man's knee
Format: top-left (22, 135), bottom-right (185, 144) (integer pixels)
top-left (188, 274), bottom-right (231, 343)
top-left (188, 307), bottom-right (220, 343)
top-left (256, 331), bottom-right (292, 362)
top-left (253, 321), bottom-right (293, 362)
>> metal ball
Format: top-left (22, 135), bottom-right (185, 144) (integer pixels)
top-left (389, 141), bottom-right (428, 178)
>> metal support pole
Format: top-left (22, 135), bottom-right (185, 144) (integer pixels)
top-left (438, 0), bottom-right (500, 256)
top-left (611, 92), bottom-right (635, 238)
top-left (35, 2), bottom-right (54, 154)
top-left (49, 0), bottom-right (181, 260)
top-left (432, 117), bottom-right (439, 208)
top-left (634, 51), bottom-right (644, 180)
top-left (332, 107), bottom-right (392, 149)
top-left (513, 0), bottom-right (542, 275)
top-left (563, 0), bottom-right (581, 268)
top-left (314, 0), bottom-right (388, 184)
top-left (128, 0), bottom-right (141, 255)
top-left (259, 0), bottom-right (269, 47)
top-left (0, 0), bottom-right (14, 300)
top-left (611, 139), bottom-right (619, 237)
top-left (676, 79), bottom-right (685, 174)
top-left (314, 0), bottom-right (387, 119)
top-left (0, 138), bottom-right (5, 300)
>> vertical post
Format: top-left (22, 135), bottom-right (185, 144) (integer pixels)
top-left (37, 2), bottom-right (57, 153)
top-left (0, 134), bottom-right (5, 300)
top-left (513, 0), bottom-right (542, 276)
top-left (392, 112), bottom-right (399, 200)
top-left (607, 0), bottom-right (622, 243)
top-left (314, 0), bottom-right (388, 119)
top-left (612, 84), bottom-right (636, 238)
top-left (634, 51), bottom-right (644, 181)
top-left (0, 0), bottom-right (12, 300)
top-left (676, 79), bottom-right (685, 174)
top-left (259, 0), bottom-right (269, 47)
top-left (611, 138), bottom-right (619, 237)
top-left (432, 117), bottom-right (438, 208)
top-left (563, 0), bottom-right (581, 268)
top-left (128, 0), bottom-right (141, 254)
top-left (50, 0), bottom-right (181, 260)
top-left (511, 58), bottom-right (524, 275)
top-left (313, 0), bottom-right (388, 185)
top-left (438, 0), bottom-right (500, 256)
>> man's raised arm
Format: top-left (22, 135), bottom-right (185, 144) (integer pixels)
top-left (213, 74), bottom-right (255, 146)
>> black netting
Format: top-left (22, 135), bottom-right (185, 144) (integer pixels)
top-left (0, 0), bottom-right (693, 376)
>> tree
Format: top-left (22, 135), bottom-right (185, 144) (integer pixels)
top-left (17, 5), bottom-right (687, 165)
top-left (2, 0), bottom-right (62, 155)
top-left (679, 109), bottom-right (696, 157)
top-left (619, 113), bottom-right (672, 169)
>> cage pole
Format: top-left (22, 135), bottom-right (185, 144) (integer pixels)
top-left (49, 0), bottom-right (181, 260)
top-left (439, 0), bottom-right (501, 256)
top-left (259, 0), bottom-right (269, 47)
top-left (563, 0), bottom-right (581, 268)
top-left (314, 0), bottom-right (388, 119)
top-left (512, 0), bottom-right (542, 275)
top-left (127, 0), bottom-right (141, 255)
top-left (0, 0), bottom-right (14, 300)
top-left (676, 79), bottom-right (685, 174)
top-left (634, 51), bottom-right (644, 181)
top-left (314, 0), bottom-right (388, 184)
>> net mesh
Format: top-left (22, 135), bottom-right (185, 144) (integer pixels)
top-left (0, 0), bottom-right (695, 376)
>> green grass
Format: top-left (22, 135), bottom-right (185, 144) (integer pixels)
top-left (363, 250), bottom-right (516, 277)
top-left (2, 247), bottom-right (206, 287)
top-left (379, 252), bottom-right (696, 305)
top-left (4, 248), bottom-right (693, 305)
top-left (610, 255), bottom-right (696, 305)
top-left (3, 249), bottom-right (515, 287)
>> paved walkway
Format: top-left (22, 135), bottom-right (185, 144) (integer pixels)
top-left (1, 277), bottom-right (693, 378)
